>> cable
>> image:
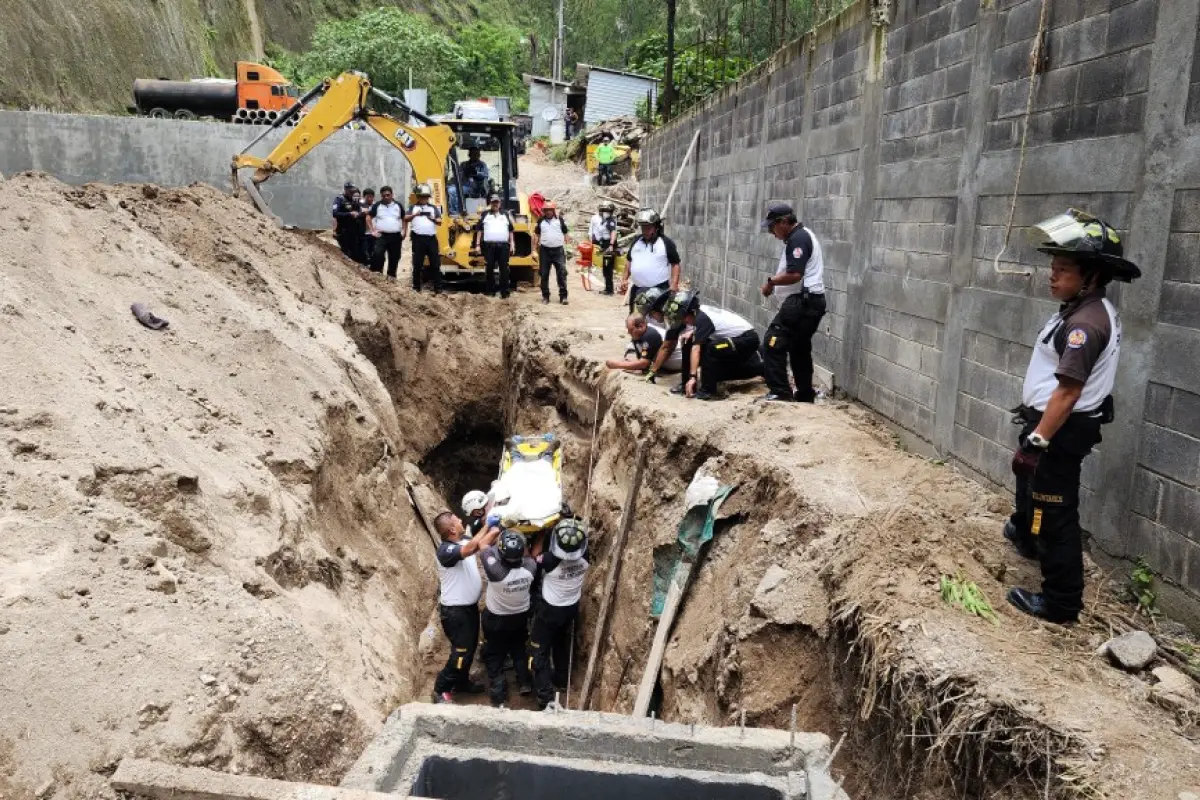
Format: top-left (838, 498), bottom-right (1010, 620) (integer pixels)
top-left (991, 0), bottom-right (1050, 278)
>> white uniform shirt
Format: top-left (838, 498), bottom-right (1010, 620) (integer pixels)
top-left (628, 234), bottom-right (681, 287)
top-left (410, 203), bottom-right (440, 236)
top-left (774, 224), bottom-right (825, 298)
top-left (480, 211), bottom-right (512, 243)
top-left (537, 217), bottom-right (567, 248)
top-left (481, 547), bottom-right (536, 615)
top-left (540, 540), bottom-right (590, 607)
top-left (590, 213), bottom-right (615, 242)
top-left (435, 538), bottom-right (483, 606)
top-left (1022, 297), bottom-right (1120, 413)
top-left (371, 200), bottom-right (404, 234)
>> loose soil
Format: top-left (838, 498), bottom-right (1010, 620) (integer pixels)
top-left (0, 165), bottom-right (1197, 800)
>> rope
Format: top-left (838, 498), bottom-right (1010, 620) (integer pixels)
top-left (991, 0), bottom-right (1050, 278)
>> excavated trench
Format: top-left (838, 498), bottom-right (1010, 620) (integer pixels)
top-left (332, 304), bottom-right (1081, 800)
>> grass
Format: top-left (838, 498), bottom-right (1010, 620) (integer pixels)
top-left (1129, 556), bottom-right (1158, 617)
top-left (939, 573), bottom-right (999, 626)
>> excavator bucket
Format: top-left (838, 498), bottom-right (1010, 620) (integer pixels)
top-left (236, 173), bottom-right (284, 228)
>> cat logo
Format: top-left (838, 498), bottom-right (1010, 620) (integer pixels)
top-left (395, 130), bottom-right (418, 152)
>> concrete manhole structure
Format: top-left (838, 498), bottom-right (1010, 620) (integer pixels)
top-left (338, 703), bottom-right (849, 799)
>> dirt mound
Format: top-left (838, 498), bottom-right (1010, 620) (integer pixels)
top-left (0, 173), bottom-right (505, 798)
top-left (502, 296), bottom-right (1200, 799)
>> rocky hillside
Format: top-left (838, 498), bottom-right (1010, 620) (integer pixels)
top-left (0, 0), bottom-right (501, 113)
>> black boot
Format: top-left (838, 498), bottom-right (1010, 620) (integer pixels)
top-left (1007, 587), bottom-right (1076, 624)
top-left (1003, 520), bottom-right (1038, 561)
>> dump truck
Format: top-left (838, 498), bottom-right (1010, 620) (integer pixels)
top-left (132, 61), bottom-right (300, 124)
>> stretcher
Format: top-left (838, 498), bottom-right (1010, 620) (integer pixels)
top-left (492, 433), bottom-right (564, 535)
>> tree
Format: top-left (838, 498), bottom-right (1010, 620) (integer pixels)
top-left (454, 22), bottom-right (529, 110)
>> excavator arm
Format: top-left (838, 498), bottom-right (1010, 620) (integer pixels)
top-left (231, 71), bottom-right (459, 221)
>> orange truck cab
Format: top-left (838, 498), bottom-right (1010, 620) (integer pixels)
top-left (235, 62), bottom-right (299, 113)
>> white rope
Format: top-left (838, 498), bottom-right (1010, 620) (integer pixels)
top-left (991, 0), bottom-right (1050, 278)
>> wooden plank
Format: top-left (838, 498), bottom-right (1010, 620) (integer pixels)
top-left (632, 566), bottom-right (689, 717)
top-left (579, 441), bottom-right (647, 710)
top-left (111, 759), bottom-right (421, 800)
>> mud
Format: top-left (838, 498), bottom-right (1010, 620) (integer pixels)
top-left (1, 171), bottom-right (1198, 800)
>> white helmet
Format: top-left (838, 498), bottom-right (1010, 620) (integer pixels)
top-left (461, 490), bottom-right (488, 515)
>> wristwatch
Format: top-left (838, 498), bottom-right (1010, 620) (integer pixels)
top-left (766, 277), bottom-right (775, 287)
top-left (1027, 433), bottom-right (1050, 449)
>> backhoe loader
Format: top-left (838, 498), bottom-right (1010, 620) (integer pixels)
top-left (231, 71), bottom-right (537, 284)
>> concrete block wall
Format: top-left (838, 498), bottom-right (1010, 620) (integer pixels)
top-left (640, 0), bottom-right (1200, 598)
top-left (0, 111), bottom-right (413, 230)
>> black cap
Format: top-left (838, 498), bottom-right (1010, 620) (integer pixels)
top-left (344, 181), bottom-right (357, 191)
top-left (761, 202), bottom-right (794, 231)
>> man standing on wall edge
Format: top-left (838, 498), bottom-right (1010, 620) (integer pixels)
top-left (1006, 209), bottom-right (1140, 624)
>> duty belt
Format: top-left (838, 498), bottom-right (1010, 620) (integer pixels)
top-left (1011, 394), bottom-right (1114, 426)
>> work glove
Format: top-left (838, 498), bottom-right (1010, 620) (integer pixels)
top-left (644, 370), bottom-right (657, 384)
top-left (1011, 442), bottom-right (1043, 479)
top-left (486, 512), bottom-right (501, 529)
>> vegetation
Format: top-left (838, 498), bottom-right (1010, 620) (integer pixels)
top-left (939, 573), bottom-right (1000, 626)
top-left (1130, 556), bottom-right (1159, 616)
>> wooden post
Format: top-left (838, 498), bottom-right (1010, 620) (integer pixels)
top-left (632, 564), bottom-right (689, 717)
top-left (579, 441), bottom-right (647, 710)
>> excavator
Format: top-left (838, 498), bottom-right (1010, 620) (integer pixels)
top-left (231, 71), bottom-right (537, 284)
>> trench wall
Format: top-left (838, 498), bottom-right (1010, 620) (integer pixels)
top-left (0, 110), bottom-right (412, 230)
top-left (640, 0), bottom-right (1200, 597)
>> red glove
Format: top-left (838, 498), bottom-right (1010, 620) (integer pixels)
top-left (1011, 444), bottom-right (1042, 478)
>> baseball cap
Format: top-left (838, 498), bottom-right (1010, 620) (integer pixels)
top-left (760, 202), bottom-right (794, 231)
top-left (344, 181), bottom-right (357, 191)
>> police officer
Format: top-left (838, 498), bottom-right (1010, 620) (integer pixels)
top-left (1005, 209), bottom-right (1140, 624)
top-left (589, 201), bottom-right (619, 295)
top-left (480, 530), bottom-right (537, 707)
top-left (661, 291), bottom-right (762, 400)
top-left (529, 518), bottom-right (589, 710)
top-left (431, 511), bottom-right (499, 704)
top-left (759, 203), bottom-right (826, 403)
top-left (622, 209), bottom-right (682, 312)
top-left (534, 202), bottom-right (570, 305)
top-left (331, 182), bottom-right (363, 262)
top-left (406, 184), bottom-right (443, 293)
top-left (473, 193), bottom-right (516, 298)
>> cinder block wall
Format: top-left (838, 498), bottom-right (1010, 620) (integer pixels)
top-left (640, 0), bottom-right (1200, 599)
top-left (0, 111), bottom-right (413, 230)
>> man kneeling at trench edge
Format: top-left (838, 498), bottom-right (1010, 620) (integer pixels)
top-left (431, 511), bottom-right (499, 704)
top-left (659, 290), bottom-right (762, 400)
top-left (1005, 208), bottom-right (1141, 624)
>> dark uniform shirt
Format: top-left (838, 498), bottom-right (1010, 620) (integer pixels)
top-left (331, 194), bottom-right (360, 236)
top-left (631, 326), bottom-right (664, 363)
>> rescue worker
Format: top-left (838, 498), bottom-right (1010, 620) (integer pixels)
top-left (633, 285), bottom-right (671, 324)
top-left (473, 193), bottom-right (515, 298)
top-left (462, 490), bottom-right (489, 536)
top-left (605, 313), bottom-right (683, 375)
top-left (431, 511), bottom-right (499, 704)
top-left (661, 291), bottom-right (762, 400)
top-left (406, 184), bottom-right (443, 293)
top-left (529, 518), bottom-right (589, 710)
top-left (595, 134), bottom-right (617, 186)
top-left (759, 203), bottom-right (827, 402)
top-left (359, 188), bottom-right (376, 266)
top-left (622, 209), bottom-right (682, 312)
top-left (331, 182), bottom-right (363, 262)
top-left (461, 147), bottom-right (490, 198)
top-left (533, 201), bottom-right (570, 305)
top-left (589, 201), bottom-right (619, 295)
top-left (366, 185), bottom-right (406, 280)
top-left (481, 530), bottom-right (537, 707)
top-left (1004, 209), bottom-right (1140, 624)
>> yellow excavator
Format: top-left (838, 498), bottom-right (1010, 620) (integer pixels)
top-left (231, 71), bottom-right (537, 284)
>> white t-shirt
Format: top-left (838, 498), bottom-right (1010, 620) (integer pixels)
top-left (774, 224), bottom-right (825, 299)
top-left (435, 538), bottom-right (483, 606)
top-left (590, 213), bottom-right (615, 243)
top-left (540, 539), bottom-right (590, 607)
top-left (628, 235), bottom-right (681, 287)
top-left (410, 203), bottom-right (440, 236)
top-left (537, 217), bottom-right (567, 248)
top-left (371, 200), bottom-right (404, 234)
top-left (703, 306), bottom-right (755, 338)
top-left (480, 211), bottom-right (512, 243)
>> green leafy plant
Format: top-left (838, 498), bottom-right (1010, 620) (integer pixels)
top-left (940, 573), bottom-right (999, 625)
top-left (1130, 556), bottom-right (1159, 616)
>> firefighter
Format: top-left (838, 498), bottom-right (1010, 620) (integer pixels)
top-left (1005, 209), bottom-right (1140, 624)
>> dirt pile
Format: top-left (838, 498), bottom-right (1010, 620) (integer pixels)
top-left (0, 173), bottom-right (506, 799)
top-left (502, 296), bottom-right (1200, 799)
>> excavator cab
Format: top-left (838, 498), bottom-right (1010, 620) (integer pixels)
top-left (443, 120), bottom-right (534, 271)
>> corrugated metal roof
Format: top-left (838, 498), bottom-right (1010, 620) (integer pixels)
top-left (575, 63), bottom-right (660, 86)
top-left (584, 70), bottom-right (657, 124)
